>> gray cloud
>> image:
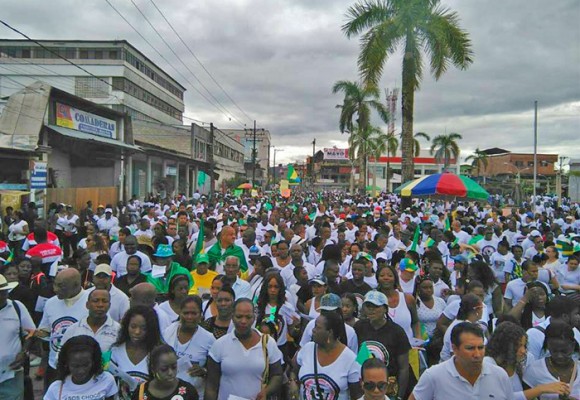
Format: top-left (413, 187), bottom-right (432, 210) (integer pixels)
top-left (1, 0), bottom-right (579, 164)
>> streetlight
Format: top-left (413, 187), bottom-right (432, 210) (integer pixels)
top-left (272, 147), bottom-right (284, 186)
top-left (504, 162), bottom-right (529, 205)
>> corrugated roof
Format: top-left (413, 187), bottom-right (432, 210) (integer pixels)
top-left (133, 120), bottom-right (191, 158)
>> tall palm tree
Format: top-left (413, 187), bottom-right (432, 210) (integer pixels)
top-left (348, 124), bottom-right (385, 190)
top-left (333, 80), bottom-right (389, 134)
top-left (342, 0), bottom-right (473, 199)
top-left (412, 132), bottom-right (431, 157)
top-left (465, 147), bottom-right (489, 178)
top-left (430, 133), bottom-right (463, 171)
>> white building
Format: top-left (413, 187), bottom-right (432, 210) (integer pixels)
top-left (569, 159), bottom-right (580, 203)
top-left (0, 40), bottom-right (185, 126)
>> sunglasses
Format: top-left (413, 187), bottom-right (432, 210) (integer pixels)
top-left (362, 381), bottom-right (388, 391)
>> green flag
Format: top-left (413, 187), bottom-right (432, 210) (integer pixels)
top-left (356, 342), bottom-right (372, 365)
top-left (444, 216), bottom-right (450, 232)
top-left (197, 171), bottom-right (207, 187)
top-left (193, 219), bottom-right (205, 261)
top-left (287, 164), bottom-right (298, 181)
top-left (410, 225), bottom-right (421, 252)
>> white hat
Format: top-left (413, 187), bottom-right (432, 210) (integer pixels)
top-left (94, 264), bottom-right (113, 276)
top-left (105, 208), bottom-right (113, 213)
top-left (0, 275), bottom-right (18, 291)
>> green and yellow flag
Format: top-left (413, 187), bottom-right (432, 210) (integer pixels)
top-left (410, 225), bottom-right (421, 252)
top-left (287, 164), bottom-right (298, 181)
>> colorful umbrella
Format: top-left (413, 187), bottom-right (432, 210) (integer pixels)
top-left (237, 183), bottom-right (253, 189)
top-left (395, 172), bottom-right (489, 200)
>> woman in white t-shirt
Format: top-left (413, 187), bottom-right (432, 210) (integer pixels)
top-left (158, 274), bottom-right (190, 324)
top-left (289, 312), bottom-right (362, 400)
top-left (414, 275), bottom-right (447, 339)
top-left (44, 335), bottom-right (118, 400)
top-left (523, 320), bottom-right (580, 399)
top-left (8, 210), bottom-right (28, 259)
top-left (486, 320), bottom-right (569, 400)
top-left (110, 306), bottom-right (163, 400)
top-left (162, 295), bottom-right (215, 398)
top-left (205, 299), bottom-right (284, 400)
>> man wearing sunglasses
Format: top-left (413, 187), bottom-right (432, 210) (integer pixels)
top-left (359, 358), bottom-right (390, 400)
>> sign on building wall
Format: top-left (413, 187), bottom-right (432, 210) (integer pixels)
top-left (56, 103), bottom-right (117, 139)
top-left (323, 147), bottom-right (349, 160)
top-left (30, 161), bottom-right (47, 189)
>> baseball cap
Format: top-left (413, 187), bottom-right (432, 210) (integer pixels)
top-left (249, 246), bottom-right (261, 257)
top-left (195, 253), bottom-right (209, 264)
top-left (363, 290), bottom-right (388, 307)
top-left (105, 208), bottom-right (113, 213)
top-left (94, 264), bottom-right (112, 276)
top-left (399, 258), bottom-right (418, 272)
top-left (317, 293), bottom-right (341, 311)
top-left (357, 252), bottom-right (373, 262)
top-left (529, 230), bottom-right (542, 238)
top-left (309, 275), bottom-right (328, 286)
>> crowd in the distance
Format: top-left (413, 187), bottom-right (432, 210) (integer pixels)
top-left (0, 191), bottom-right (579, 400)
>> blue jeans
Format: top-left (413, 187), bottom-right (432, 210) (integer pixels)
top-left (0, 369), bottom-right (24, 400)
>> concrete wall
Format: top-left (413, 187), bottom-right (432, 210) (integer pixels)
top-left (71, 165), bottom-right (117, 188)
top-left (569, 159), bottom-right (580, 203)
top-left (49, 147), bottom-right (72, 188)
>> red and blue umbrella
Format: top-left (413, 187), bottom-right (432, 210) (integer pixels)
top-left (395, 172), bottom-right (489, 200)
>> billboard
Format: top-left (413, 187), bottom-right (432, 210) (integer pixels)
top-left (56, 103), bottom-right (117, 139)
top-left (323, 147), bottom-right (349, 160)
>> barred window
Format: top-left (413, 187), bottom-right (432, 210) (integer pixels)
top-left (75, 76), bottom-right (110, 98)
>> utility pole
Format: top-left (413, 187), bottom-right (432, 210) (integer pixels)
top-left (209, 123), bottom-right (215, 199)
top-left (557, 156), bottom-right (567, 207)
top-left (533, 100), bottom-right (538, 206)
top-left (267, 143), bottom-right (271, 186)
top-left (252, 120), bottom-right (257, 187)
top-left (312, 139), bottom-right (316, 188)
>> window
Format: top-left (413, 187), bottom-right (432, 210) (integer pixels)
top-left (94, 50), bottom-right (103, 59)
top-left (108, 50), bottom-right (118, 59)
top-left (21, 48), bottom-right (31, 58)
top-left (75, 77), bottom-right (110, 98)
top-left (527, 161), bottom-right (534, 167)
top-left (80, 50), bottom-right (89, 59)
top-left (515, 161), bottom-right (524, 167)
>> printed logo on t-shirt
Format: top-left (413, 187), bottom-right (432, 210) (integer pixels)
top-left (362, 340), bottom-right (390, 366)
top-left (481, 245), bottom-right (496, 257)
top-left (51, 316), bottom-right (79, 353)
top-left (301, 373), bottom-right (340, 400)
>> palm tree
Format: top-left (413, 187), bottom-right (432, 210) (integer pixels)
top-left (348, 124), bottom-right (385, 190)
top-left (465, 147), bottom-right (489, 178)
top-left (342, 0), bottom-right (473, 198)
top-left (430, 133), bottom-right (463, 171)
top-left (412, 132), bottom-right (431, 157)
top-left (332, 80), bottom-right (389, 134)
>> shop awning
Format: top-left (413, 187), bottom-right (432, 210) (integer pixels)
top-left (47, 125), bottom-right (142, 152)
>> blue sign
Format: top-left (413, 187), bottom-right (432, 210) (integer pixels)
top-left (30, 161), bottom-right (47, 189)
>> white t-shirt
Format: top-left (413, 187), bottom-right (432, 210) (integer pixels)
top-left (297, 342), bottom-right (361, 400)
top-left (524, 358), bottom-right (580, 399)
top-left (417, 297), bottom-right (447, 338)
top-left (490, 252), bottom-right (514, 283)
top-left (0, 300), bottom-right (35, 362)
top-left (157, 301), bottom-right (180, 324)
top-left (476, 238), bottom-right (500, 258)
top-left (110, 251), bottom-right (152, 276)
top-left (44, 372), bottom-right (117, 400)
top-left (8, 220), bottom-right (28, 241)
top-left (163, 322), bottom-right (216, 398)
top-left (59, 316), bottom-right (120, 358)
top-left (39, 290), bottom-right (90, 368)
top-left (208, 331), bottom-right (282, 400)
top-left (300, 319), bottom-right (359, 355)
top-left (110, 343), bottom-right (149, 398)
top-left (504, 279), bottom-right (550, 305)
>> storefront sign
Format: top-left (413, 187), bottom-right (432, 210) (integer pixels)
top-left (56, 103), bottom-right (117, 139)
top-left (165, 166), bottom-right (177, 176)
top-left (30, 161), bottom-right (47, 189)
top-left (323, 147), bottom-right (349, 160)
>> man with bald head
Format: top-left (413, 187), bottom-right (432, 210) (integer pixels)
top-left (207, 225), bottom-right (249, 276)
top-left (110, 234), bottom-right (152, 276)
top-left (36, 268), bottom-right (89, 388)
top-left (129, 282), bottom-right (172, 330)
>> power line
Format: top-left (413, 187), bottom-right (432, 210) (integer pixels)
top-left (148, 0), bottom-right (254, 124)
top-left (129, 0), bottom-right (247, 128)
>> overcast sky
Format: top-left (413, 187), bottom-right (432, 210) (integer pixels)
top-left (2, 0), bottom-right (579, 166)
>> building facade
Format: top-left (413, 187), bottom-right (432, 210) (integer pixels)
top-left (221, 128), bottom-right (271, 187)
top-left (0, 39), bottom-right (186, 125)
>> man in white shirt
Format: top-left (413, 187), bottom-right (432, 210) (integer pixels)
top-left (110, 235), bottom-right (152, 276)
top-left (0, 275), bottom-right (35, 400)
top-left (223, 256), bottom-right (251, 300)
top-left (36, 268), bottom-right (89, 387)
top-left (90, 264), bottom-right (130, 322)
top-left (96, 208), bottom-right (119, 235)
top-left (410, 322), bottom-right (513, 400)
top-left (451, 221), bottom-right (471, 245)
top-left (58, 289), bottom-right (120, 359)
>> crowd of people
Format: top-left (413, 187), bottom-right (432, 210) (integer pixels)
top-left (0, 190), bottom-right (579, 400)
